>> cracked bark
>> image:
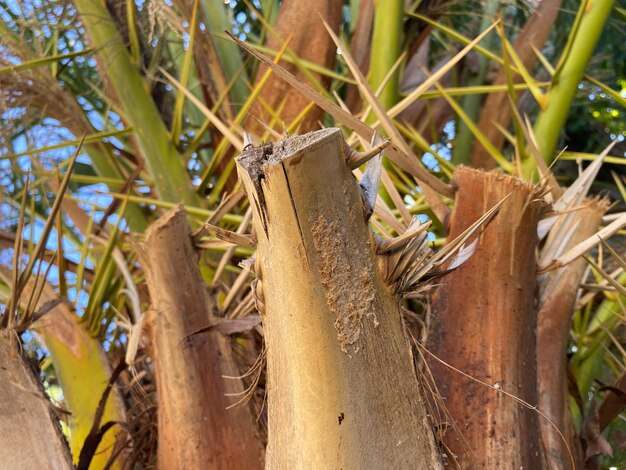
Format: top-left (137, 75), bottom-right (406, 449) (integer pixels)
top-left (237, 128), bottom-right (442, 468)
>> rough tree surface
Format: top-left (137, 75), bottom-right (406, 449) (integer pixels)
top-left (237, 128), bottom-right (443, 469)
top-left (140, 207), bottom-right (263, 470)
top-left (428, 167), bottom-right (548, 469)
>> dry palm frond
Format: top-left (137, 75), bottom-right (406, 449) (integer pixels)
top-left (539, 213), bottom-right (626, 273)
top-left (375, 192), bottom-right (508, 296)
top-left (192, 192), bottom-right (245, 241)
top-left (196, 222), bottom-right (255, 249)
top-left (323, 19), bottom-right (449, 224)
top-left (212, 208), bottom-right (253, 286)
top-left (227, 31), bottom-right (454, 201)
top-left (537, 141), bottom-right (616, 242)
top-left (3, 139), bottom-right (82, 328)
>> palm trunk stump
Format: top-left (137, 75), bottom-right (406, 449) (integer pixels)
top-left (237, 128), bottom-right (442, 468)
top-left (140, 207), bottom-right (263, 470)
top-left (0, 333), bottom-right (73, 469)
top-left (427, 167), bottom-right (548, 468)
top-left (537, 199), bottom-right (607, 469)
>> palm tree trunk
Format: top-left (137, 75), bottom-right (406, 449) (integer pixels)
top-left (139, 206), bottom-right (264, 469)
top-left (427, 167), bottom-right (548, 468)
top-left (537, 200), bottom-right (608, 469)
top-left (0, 332), bottom-right (73, 469)
top-left (237, 128), bottom-right (443, 468)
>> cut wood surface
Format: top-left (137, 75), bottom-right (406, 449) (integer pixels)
top-left (237, 128), bottom-right (442, 469)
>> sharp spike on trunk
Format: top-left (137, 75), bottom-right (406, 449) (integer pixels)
top-left (196, 221), bottom-right (256, 248)
top-left (346, 137), bottom-right (391, 169)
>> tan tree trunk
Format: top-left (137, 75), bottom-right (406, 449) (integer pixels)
top-left (427, 167), bottom-right (548, 468)
top-left (237, 128), bottom-right (443, 468)
top-left (0, 332), bottom-right (73, 469)
top-left (139, 207), bottom-right (264, 470)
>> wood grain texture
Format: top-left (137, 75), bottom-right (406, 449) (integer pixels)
top-left (140, 206), bottom-right (263, 470)
top-left (237, 128), bottom-right (442, 469)
top-left (427, 167), bottom-right (548, 468)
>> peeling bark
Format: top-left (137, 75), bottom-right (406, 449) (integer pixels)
top-left (139, 207), bottom-right (263, 470)
top-left (427, 167), bottom-right (548, 468)
top-left (237, 128), bottom-right (442, 468)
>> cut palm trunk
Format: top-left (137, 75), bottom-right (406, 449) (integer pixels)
top-left (237, 128), bottom-right (443, 468)
top-left (427, 167), bottom-right (547, 468)
top-left (139, 206), bottom-right (263, 470)
top-left (0, 332), bottom-right (73, 469)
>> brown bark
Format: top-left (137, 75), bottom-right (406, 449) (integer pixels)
top-left (237, 129), bottom-right (443, 468)
top-left (139, 206), bottom-right (263, 470)
top-left (537, 200), bottom-right (608, 469)
top-left (599, 372), bottom-right (626, 430)
top-left (0, 332), bottom-right (73, 470)
top-left (427, 167), bottom-right (548, 468)
top-left (470, 0), bottom-right (564, 168)
top-left (248, 0), bottom-right (343, 133)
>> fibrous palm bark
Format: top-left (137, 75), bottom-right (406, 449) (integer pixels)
top-left (139, 207), bottom-right (264, 470)
top-left (427, 167), bottom-right (548, 468)
top-left (237, 128), bottom-right (443, 468)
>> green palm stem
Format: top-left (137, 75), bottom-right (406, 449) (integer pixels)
top-left (201, 1), bottom-right (250, 112)
top-left (368, 0), bottom-right (404, 206)
top-left (369, 0), bottom-right (404, 111)
top-left (73, 0), bottom-right (201, 206)
top-left (523, 0), bottom-right (615, 179)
